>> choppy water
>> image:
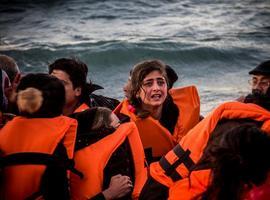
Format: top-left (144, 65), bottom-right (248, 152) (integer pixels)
top-left (0, 0), bottom-right (270, 115)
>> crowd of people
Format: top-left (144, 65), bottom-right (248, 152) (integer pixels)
top-left (0, 54), bottom-right (269, 200)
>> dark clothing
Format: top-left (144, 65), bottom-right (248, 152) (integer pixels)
top-left (90, 192), bottom-right (106, 200)
top-left (103, 138), bottom-right (134, 200)
top-left (160, 95), bottom-right (179, 134)
top-left (89, 93), bottom-right (120, 110)
top-left (139, 176), bottom-right (168, 200)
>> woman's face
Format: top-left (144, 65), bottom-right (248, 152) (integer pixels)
top-left (137, 70), bottom-right (168, 110)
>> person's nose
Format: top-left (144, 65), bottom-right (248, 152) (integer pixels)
top-left (253, 82), bottom-right (262, 90)
top-left (152, 81), bottom-right (160, 91)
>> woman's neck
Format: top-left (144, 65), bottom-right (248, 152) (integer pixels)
top-left (143, 104), bottom-right (163, 120)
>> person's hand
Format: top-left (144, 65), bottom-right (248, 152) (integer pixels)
top-left (4, 73), bottom-right (21, 103)
top-left (102, 174), bottom-right (133, 200)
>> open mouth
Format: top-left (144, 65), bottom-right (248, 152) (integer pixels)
top-left (151, 94), bottom-right (162, 100)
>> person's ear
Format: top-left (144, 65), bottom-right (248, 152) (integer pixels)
top-left (74, 87), bottom-right (82, 97)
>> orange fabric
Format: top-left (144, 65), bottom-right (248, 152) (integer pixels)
top-left (114, 86), bottom-right (200, 158)
top-left (169, 169), bottom-right (270, 200)
top-left (70, 122), bottom-right (147, 200)
top-left (74, 103), bottom-right (89, 113)
top-left (0, 116), bottom-right (77, 200)
top-left (168, 169), bottom-right (211, 200)
top-left (150, 102), bottom-right (270, 188)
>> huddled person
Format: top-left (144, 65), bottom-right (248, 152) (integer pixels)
top-left (169, 123), bottom-right (270, 200)
top-left (0, 73), bottom-right (78, 199)
top-left (115, 59), bottom-right (201, 163)
top-left (69, 106), bottom-right (147, 199)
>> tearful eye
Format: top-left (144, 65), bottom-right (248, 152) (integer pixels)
top-left (157, 80), bottom-right (165, 86)
top-left (143, 82), bottom-right (153, 87)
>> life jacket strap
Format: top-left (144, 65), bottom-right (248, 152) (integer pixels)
top-left (0, 152), bottom-right (83, 178)
top-left (159, 144), bottom-right (195, 182)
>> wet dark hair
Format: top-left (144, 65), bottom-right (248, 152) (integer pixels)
top-left (197, 124), bottom-right (270, 200)
top-left (48, 58), bottom-right (91, 105)
top-left (128, 59), bottom-right (168, 118)
top-left (165, 65), bottom-right (178, 89)
top-left (17, 73), bottom-right (65, 118)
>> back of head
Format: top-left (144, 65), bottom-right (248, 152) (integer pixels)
top-left (249, 60), bottom-right (270, 76)
top-left (17, 73), bottom-right (65, 118)
top-left (165, 65), bottom-right (178, 89)
top-left (0, 54), bottom-right (20, 82)
top-left (200, 124), bottom-right (270, 200)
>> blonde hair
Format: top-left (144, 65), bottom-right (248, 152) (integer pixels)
top-left (91, 107), bottom-right (113, 131)
top-left (17, 87), bottom-right (43, 114)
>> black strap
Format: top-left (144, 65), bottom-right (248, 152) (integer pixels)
top-left (0, 152), bottom-right (83, 178)
top-left (173, 145), bottom-right (195, 170)
top-left (159, 144), bottom-right (195, 182)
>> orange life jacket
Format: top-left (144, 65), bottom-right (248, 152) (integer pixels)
top-left (0, 116), bottom-right (77, 200)
top-left (168, 163), bottom-right (270, 200)
top-left (168, 169), bottom-right (211, 200)
top-left (114, 86), bottom-right (200, 159)
top-left (150, 102), bottom-right (270, 188)
top-left (74, 103), bottom-right (90, 113)
top-left (70, 122), bottom-right (147, 200)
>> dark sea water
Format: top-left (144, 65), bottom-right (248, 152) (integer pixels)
top-left (0, 0), bottom-right (269, 115)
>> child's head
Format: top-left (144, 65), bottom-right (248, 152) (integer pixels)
top-left (91, 107), bottom-right (120, 131)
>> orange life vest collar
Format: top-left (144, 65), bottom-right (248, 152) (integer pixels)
top-left (74, 103), bottom-right (90, 113)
